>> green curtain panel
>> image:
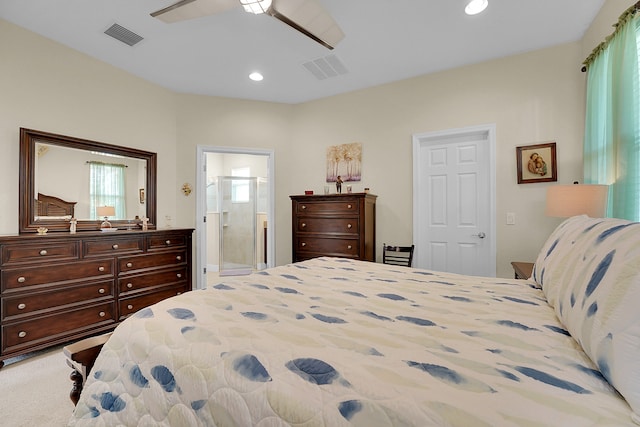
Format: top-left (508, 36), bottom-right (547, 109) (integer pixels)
top-left (584, 11), bottom-right (640, 221)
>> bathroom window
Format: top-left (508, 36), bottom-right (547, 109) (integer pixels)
top-left (231, 167), bottom-right (250, 203)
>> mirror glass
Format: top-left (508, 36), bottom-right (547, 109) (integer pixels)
top-left (19, 128), bottom-right (157, 233)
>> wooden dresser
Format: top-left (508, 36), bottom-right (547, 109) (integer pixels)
top-left (291, 193), bottom-right (376, 262)
top-left (0, 228), bottom-right (193, 367)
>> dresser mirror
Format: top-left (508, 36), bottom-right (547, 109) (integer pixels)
top-left (19, 128), bottom-right (157, 233)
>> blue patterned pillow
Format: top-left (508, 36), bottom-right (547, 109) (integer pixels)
top-left (533, 215), bottom-right (640, 423)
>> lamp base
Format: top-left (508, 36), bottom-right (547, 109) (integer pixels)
top-left (100, 217), bottom-right (112, 229)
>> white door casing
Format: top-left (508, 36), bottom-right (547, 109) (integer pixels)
top-left (195, 145), bottom-right (275, 289)
top-left (412, 124), bottom-right (496, 277)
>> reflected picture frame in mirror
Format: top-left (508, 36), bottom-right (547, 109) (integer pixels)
top-left (19, 128), bottom-right (157, 233)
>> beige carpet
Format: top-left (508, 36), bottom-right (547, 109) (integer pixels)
top-left (0, 346), bottom-right (76, 426)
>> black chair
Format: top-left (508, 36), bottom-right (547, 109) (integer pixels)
top-left (382, 243), bottom-right (415, 267)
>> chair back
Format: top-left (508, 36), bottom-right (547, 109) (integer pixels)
top-left (382, 243), bottom-right (415, 267)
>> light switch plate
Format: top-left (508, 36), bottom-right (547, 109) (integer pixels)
top-left (506, 212), bottom-right (516, 225)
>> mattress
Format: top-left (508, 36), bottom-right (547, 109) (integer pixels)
top-left (68, 257), bottom-right (635, 426)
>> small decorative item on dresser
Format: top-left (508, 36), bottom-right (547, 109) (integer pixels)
top-left (364, 187), bottom-right (370, 194)
top-left (69, 217), bottom-right (77, 234)
top-left (305, 190), bottom-right (314, 195)
top-left (36, 227), bottom-right (48, 235)
top-left (346, 185), bottom-right (352, 193)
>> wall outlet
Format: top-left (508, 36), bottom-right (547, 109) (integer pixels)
top-left (506, 212), bottom-right (516, 225)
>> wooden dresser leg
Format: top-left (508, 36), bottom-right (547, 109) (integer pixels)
top-left (69, 368), bottom-right (84, 406)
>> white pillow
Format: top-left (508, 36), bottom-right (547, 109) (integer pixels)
top-left (533, 215), bottom-right (640, 423)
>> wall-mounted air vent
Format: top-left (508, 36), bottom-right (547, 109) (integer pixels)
top-left (302, 54), bottom-right (348, 80)
top-left (104, 23), bottom-right (144, 46)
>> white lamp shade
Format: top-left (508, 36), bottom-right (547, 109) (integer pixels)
top-left (545, 184), bottom-right (608, 218)
top-left (96, 206), bottom-right (116, 218)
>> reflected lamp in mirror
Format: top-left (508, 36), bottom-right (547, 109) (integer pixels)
top-left (545, 183), bottom-right (609, 218)
top-left (96, 206), bottom-right (116, 229)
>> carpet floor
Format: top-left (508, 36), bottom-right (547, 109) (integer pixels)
top-left (0, 346), bottom-right (76, 426)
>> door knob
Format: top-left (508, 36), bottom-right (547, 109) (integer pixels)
top-left (473, 232), bottom-right (486, 239)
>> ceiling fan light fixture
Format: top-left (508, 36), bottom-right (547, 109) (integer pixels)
top-left (240, 0), bottom-right (272, 14)
top-left (465, 0), bottom-right (488, 15)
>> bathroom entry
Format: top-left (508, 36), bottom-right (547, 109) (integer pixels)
top-left (196, 147), bottom-right (274, 288)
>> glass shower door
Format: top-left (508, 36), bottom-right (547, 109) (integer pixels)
top-left (219, 176), bottom-right (256, 276)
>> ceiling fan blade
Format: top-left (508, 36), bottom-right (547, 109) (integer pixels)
top-left (267, 0), bottom-right (344, 50)
top-left (151, 0), bottom-right (238, 23)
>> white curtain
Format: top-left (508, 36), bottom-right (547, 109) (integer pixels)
top-left (89, 162), bottom-right (126, 219)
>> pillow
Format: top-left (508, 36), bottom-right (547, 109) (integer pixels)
top-left (533, 215), bottom-right (640, 423)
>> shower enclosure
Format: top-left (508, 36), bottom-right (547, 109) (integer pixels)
top-left (207, 176), bottom-right (268, 276)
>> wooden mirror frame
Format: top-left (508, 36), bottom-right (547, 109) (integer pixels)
top-left (19, 128), bottom-right (157, 233)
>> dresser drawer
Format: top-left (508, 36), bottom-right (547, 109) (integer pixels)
top-left (119, 250), bottom-right (186, 273)
top-left (2, 280), bottom-right (114, 321)
top-left (119, 267), bottom-right (187, 295)
top-left (147, 234), bottom-right (187, 250)
top-left (1, 241), bottom-right (79, 266)
top-left (296, 200), bottom-right (360, 215)
top-left (296, 217), bottom-right (359, 234)
top-left (83, 237), bottom-right (144, 257)
top-left (295, 237), bottom-right (359, 257)
top-left (2, 302), bottom-right (116, 353)
top-left (1, 259), bottom-right (114, 292)
top-left (119, 285), bottom-right (187, 320)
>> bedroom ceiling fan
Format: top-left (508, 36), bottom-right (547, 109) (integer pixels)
top-left (150, 0), bottom-right (345, 49)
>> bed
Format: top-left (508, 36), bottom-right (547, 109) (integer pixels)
top-left (66, 215), bottom-right (640, 426)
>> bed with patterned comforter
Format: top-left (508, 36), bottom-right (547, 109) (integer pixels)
top-left (68, 215), bottom-right (640, 426)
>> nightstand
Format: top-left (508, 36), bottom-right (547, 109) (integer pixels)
top-left (511, 261), bottom-right (534, 280)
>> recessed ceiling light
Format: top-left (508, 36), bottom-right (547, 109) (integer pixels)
top-left (249, 72), bottom-right (264, 82)
top-left (465, 0), bottom-right (488, 15)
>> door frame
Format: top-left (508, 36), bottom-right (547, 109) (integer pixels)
top-left (412, 123), bottom-right (496, 276)
top-left (195, 145), bottom-right (275, 289)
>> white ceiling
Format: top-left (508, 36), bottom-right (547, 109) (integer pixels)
top-left (0, 0), bottom-right (605, 104)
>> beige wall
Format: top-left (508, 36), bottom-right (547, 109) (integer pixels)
top-left (0, 2), bottom-right (626, 277)
top-left (0, 19), bottom-right (178, 234)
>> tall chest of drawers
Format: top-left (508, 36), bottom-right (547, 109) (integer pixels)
top-left (291, 193), bottom-right (377, 262)
top-left (0, 228), bottom-right (193, 367)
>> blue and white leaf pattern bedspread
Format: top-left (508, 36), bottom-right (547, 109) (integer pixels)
top-left (68, 257), bottom-right (635, 426)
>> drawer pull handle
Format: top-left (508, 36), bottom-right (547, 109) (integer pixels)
top-left (126, 262), bottom-right (133, 268)
top-left (17, 276), bottom-right (26, 283)
top-left (176, 273), bottom-right (182, 278)
top-left (301, 223), bottom-right (306, 228)
top-left (18, 331), bottom-right (27, 338)
top-left (347, 204), bottom-right (352, 209)
top-left (347, 245), bottom-right (352, 249)
top-left (17, 303), bottom-right (26, 310)
top-left (39, 249), bottom-right (48, 256)
top-left (301, 205), bottom-right (307, 209)
top-left (127, 283), bottom-right (133, 288)
top-left (112, 244), bottom-right (119, 250)
top-left (98, 266), bottom-right (105, 272)
top-left (127, 304), bottom-right (133, 310)
top-left (176, 255), bottom-right (182, 261)
top-left (347, 224), bottom-right (352, 229)
top-left (165, 240), bottom-right (171, 245)
top-left (99, 288), bottom-right (105, 294)
top-left (301, 242), bottom-right (306, 247)
top-left (99, 311), bottom-right (106, 317)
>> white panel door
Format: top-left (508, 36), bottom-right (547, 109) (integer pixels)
top-left (413, 125), bottom-right (496, 277)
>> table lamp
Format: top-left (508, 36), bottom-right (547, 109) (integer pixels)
top-left (96, 206), bottom-right (116, 229)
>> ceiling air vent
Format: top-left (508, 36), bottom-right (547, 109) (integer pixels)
top-left (302, 54), bottom-right (348, 80)
top-left (104, 23), bottom-right (144, 46)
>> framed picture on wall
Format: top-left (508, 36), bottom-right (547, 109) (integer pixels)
top-left (516, 142), bottom-right (557, 184)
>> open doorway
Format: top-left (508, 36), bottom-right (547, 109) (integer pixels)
top-left (196, 146), bottom-right (275, 289)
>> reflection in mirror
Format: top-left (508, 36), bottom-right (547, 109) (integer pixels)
top-left (19, 128), bottom-right (157, 233)
top-left (35, 143), bottom-right (147, 221)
